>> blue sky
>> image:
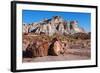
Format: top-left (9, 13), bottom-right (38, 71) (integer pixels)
top-left (22, 10), bottom-right (91, 32)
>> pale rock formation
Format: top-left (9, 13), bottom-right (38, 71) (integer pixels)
top-left (70, 21), bottom-right (85, 34)
top-left (23, 16), bottom-right (85, 36)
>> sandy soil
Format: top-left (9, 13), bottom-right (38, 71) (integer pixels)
top-left (22, 48), bottom-right (90, 63)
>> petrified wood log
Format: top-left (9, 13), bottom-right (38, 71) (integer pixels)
top-left (23, 37), bottom-right (65, 58)
top-left (24, 41), bottom-right (49, 58)
top-left (23, 43), bottom-right (33, 58)
top-left (48, 38), bottom-right (64, 56)
top-left (32, 42), bottom-right (49, 57)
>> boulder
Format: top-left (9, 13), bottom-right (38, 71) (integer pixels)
top-left (24, 40), bottom-right (49, 57)
top-left (48, 38), bottom-right (64, 56)
top-left (32, 41), bottom-right (49, 57)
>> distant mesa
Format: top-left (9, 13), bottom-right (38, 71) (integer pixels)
top-left (23, 16), bottom-right (86, 36)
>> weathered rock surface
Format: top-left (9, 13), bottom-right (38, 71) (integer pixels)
top-left (23, 16), bottom-right (85, 36)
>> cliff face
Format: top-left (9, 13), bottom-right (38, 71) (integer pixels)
top-left (23, 16), bottom-right (85, 36)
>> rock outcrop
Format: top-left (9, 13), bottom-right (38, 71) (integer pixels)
top-left (23, 16), bottom-right (85, 36)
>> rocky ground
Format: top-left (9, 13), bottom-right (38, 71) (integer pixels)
top-left (23, 49), bottom-right (90, 62)
top-left (22, 33), bottom-right (91, 63)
